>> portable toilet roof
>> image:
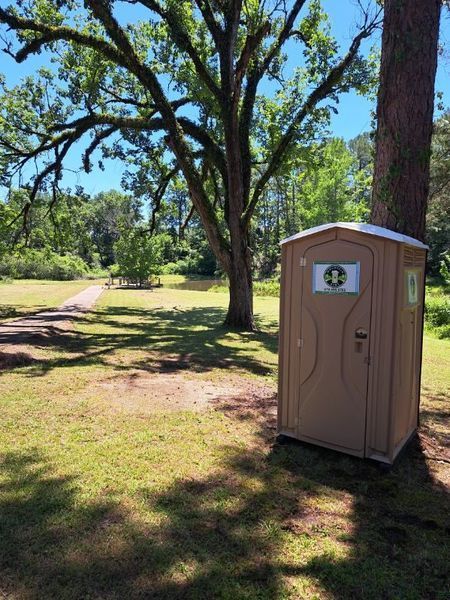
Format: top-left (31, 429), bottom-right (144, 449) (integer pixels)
top-left (280, 222), bottom-right (429, 250)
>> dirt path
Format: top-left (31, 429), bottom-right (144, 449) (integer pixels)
top-left (0, 285), bottom-right (103, 346)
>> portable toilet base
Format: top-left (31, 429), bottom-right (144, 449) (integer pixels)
top-left (277, 223), bottom-right (427, 465)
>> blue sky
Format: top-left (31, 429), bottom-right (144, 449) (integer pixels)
top-left (1, 0), bottom-right (449, 196)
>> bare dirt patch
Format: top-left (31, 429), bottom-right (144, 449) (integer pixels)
top-left (95, 370), bottom-right (277, 420)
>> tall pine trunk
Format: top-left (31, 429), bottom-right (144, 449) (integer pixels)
top-left (371, 0), bottom-right (441, 241)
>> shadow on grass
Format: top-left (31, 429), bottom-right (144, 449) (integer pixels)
top-left (419, 408), bottom-right (450, 449)
top-left (268, 435), bottom-right (450, 599)
top-left (0, 435), bottom-right (448, 599)
top-left (0, 303), bottom-right (278, 378)
top-left (0, 305), bottom-right (49, 324)
top-left (0, 305), bottom-right (20, 321)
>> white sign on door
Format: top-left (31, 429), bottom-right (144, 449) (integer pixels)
top-left (312, 261), bottom-right (360, 295)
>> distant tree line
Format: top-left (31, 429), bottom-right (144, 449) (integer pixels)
top-left (1, 120), bottom-right (448, 281)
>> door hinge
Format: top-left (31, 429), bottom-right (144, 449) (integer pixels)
top-left (364, 356), bottom-right (371, 366)
top-left (299, 257), bottom-right (307, 267)
top-left (297, 338), bottom-right (304, 349)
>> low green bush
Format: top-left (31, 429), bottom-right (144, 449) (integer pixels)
top-left (253, 280), bottom-right (280, 297)
top-left (109, 264), bottom-right (121, 278)
top-left (210, 279), bottom-right (280, 297)
top-left (439, 252), bottom-right (450, 285)
top-left (0, 249), bottom-right (89, 280)
top-left (425, 294), bottom-right (450, 328)
top-left (424, 292), bottom-right (450, 338)
top-left (435, 324), bottom-right (450, 339)
top-left (84, 268), bottom-right (110, 280)
top-left (160, 246), bottom-right (217, 276)
top-left (161, 261), bottom-right (184, 275)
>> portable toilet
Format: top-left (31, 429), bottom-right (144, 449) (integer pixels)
top-left (278, 222), bottom-right (428, 464)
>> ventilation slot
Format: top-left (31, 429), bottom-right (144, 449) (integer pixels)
top-left (413, 249), bottom-right (425, 266)
top-left (403, 248), bottom-right (414, 267)
top-left (404, 247), bottom-right (425, 267)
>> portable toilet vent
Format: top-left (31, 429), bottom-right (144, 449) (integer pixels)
top-left (278, 222), bottom-right (428, 464)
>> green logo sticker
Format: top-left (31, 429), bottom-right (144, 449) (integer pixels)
top-left (323, 264), bottom-right (347, 288)
top-left (313, 261), bottom-right (360, 295)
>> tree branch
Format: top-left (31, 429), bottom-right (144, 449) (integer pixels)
top-left (243, 19), bottom-right (381, 229)
top-left (234, 20), bottom-right (271, 100)
top-left (47, 111), bottom-right (228, 179)
top-left (239, 0), bottom-right (308, 205)
top-left (83, 126), bottom-right (119, 173)
top-left (0, 8), bottom-right (128, 68)
top-left (0, 2), bottom-right (232, 270)
top-left (193, 0), bottom-right (223, 47)
top-left (259, 0), bottom-right (308, 75)
top-left (134, 0), bottom-right (223, 101)
top-left (149, 166), bottom-right (179, 233)
top-left (180, 204), bottom-right (195, 235)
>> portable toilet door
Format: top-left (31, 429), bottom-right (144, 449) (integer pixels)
top-left (277, 222), bottom-right (428, 464)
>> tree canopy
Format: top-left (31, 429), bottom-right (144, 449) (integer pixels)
top-left (115, 228), bottom-right (166, 286)
top-left (0, 0), bottom-right (380, 328)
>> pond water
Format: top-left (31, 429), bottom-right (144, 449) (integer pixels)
top-left (163, 279), bottom-right (226, 292)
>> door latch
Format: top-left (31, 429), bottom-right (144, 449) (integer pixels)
top-left (355, 328), bottom-right (368, 339)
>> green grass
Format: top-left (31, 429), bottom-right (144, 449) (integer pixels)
top-left (0, 286), bottom-right (448, 599)
top-left (0, 279), bottom-right (103, 323)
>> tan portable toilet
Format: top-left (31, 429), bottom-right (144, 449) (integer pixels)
top-left (278, 222), bottom-right (428, 464)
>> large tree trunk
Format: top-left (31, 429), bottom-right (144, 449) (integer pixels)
top-left (221, 105), bottom-right (257, 330)
top-left (224, 232), bottom-right (255, 330)
top-left (371, 0), bottom-right (441, 241)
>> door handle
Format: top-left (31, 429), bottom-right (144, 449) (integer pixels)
top-left (355, 328), bottom-right (368, 339)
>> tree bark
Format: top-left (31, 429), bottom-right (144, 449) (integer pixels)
top-left (224, 233), bottom-right (255, 330)
top-left (222, 109), bottom-right (256, 330)
top-left (371, 0), bottom-right (441, 241)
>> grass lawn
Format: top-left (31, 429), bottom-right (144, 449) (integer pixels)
top-left (0, 279), bottom-right (103, 323)
top-left (0, 286), bottom-right (448, 599)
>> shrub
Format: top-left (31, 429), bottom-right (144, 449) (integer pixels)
top-left (160, 250), bottom-right (217, 276)
top-left (109, 264), bottom-right (121, 278)
top-left (84, 267), bottom-right (110, 280)
top-left (114, 229), bottom-right (165, 285)
top-left (160, 262), bottom-right (180, 275)
top-left (436, 324), bottom-right (450, 339)
top-left (253, 280), bottom-right (280, 297)
top-left (0, 249), bottom-right (88, 280)
top-left (439, 252), bottom-right (450, 285)
top-left (161, 259), bottom-right (190, 275)
top-left (425, 294), bottom-right (450, 328)
top-left (209, 279), bottom-right (280, 297)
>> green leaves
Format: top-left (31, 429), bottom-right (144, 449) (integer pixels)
top-left (114, 227), bottom-right (166, 283)
top-left (0, 0), bottom-right (380, 321)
